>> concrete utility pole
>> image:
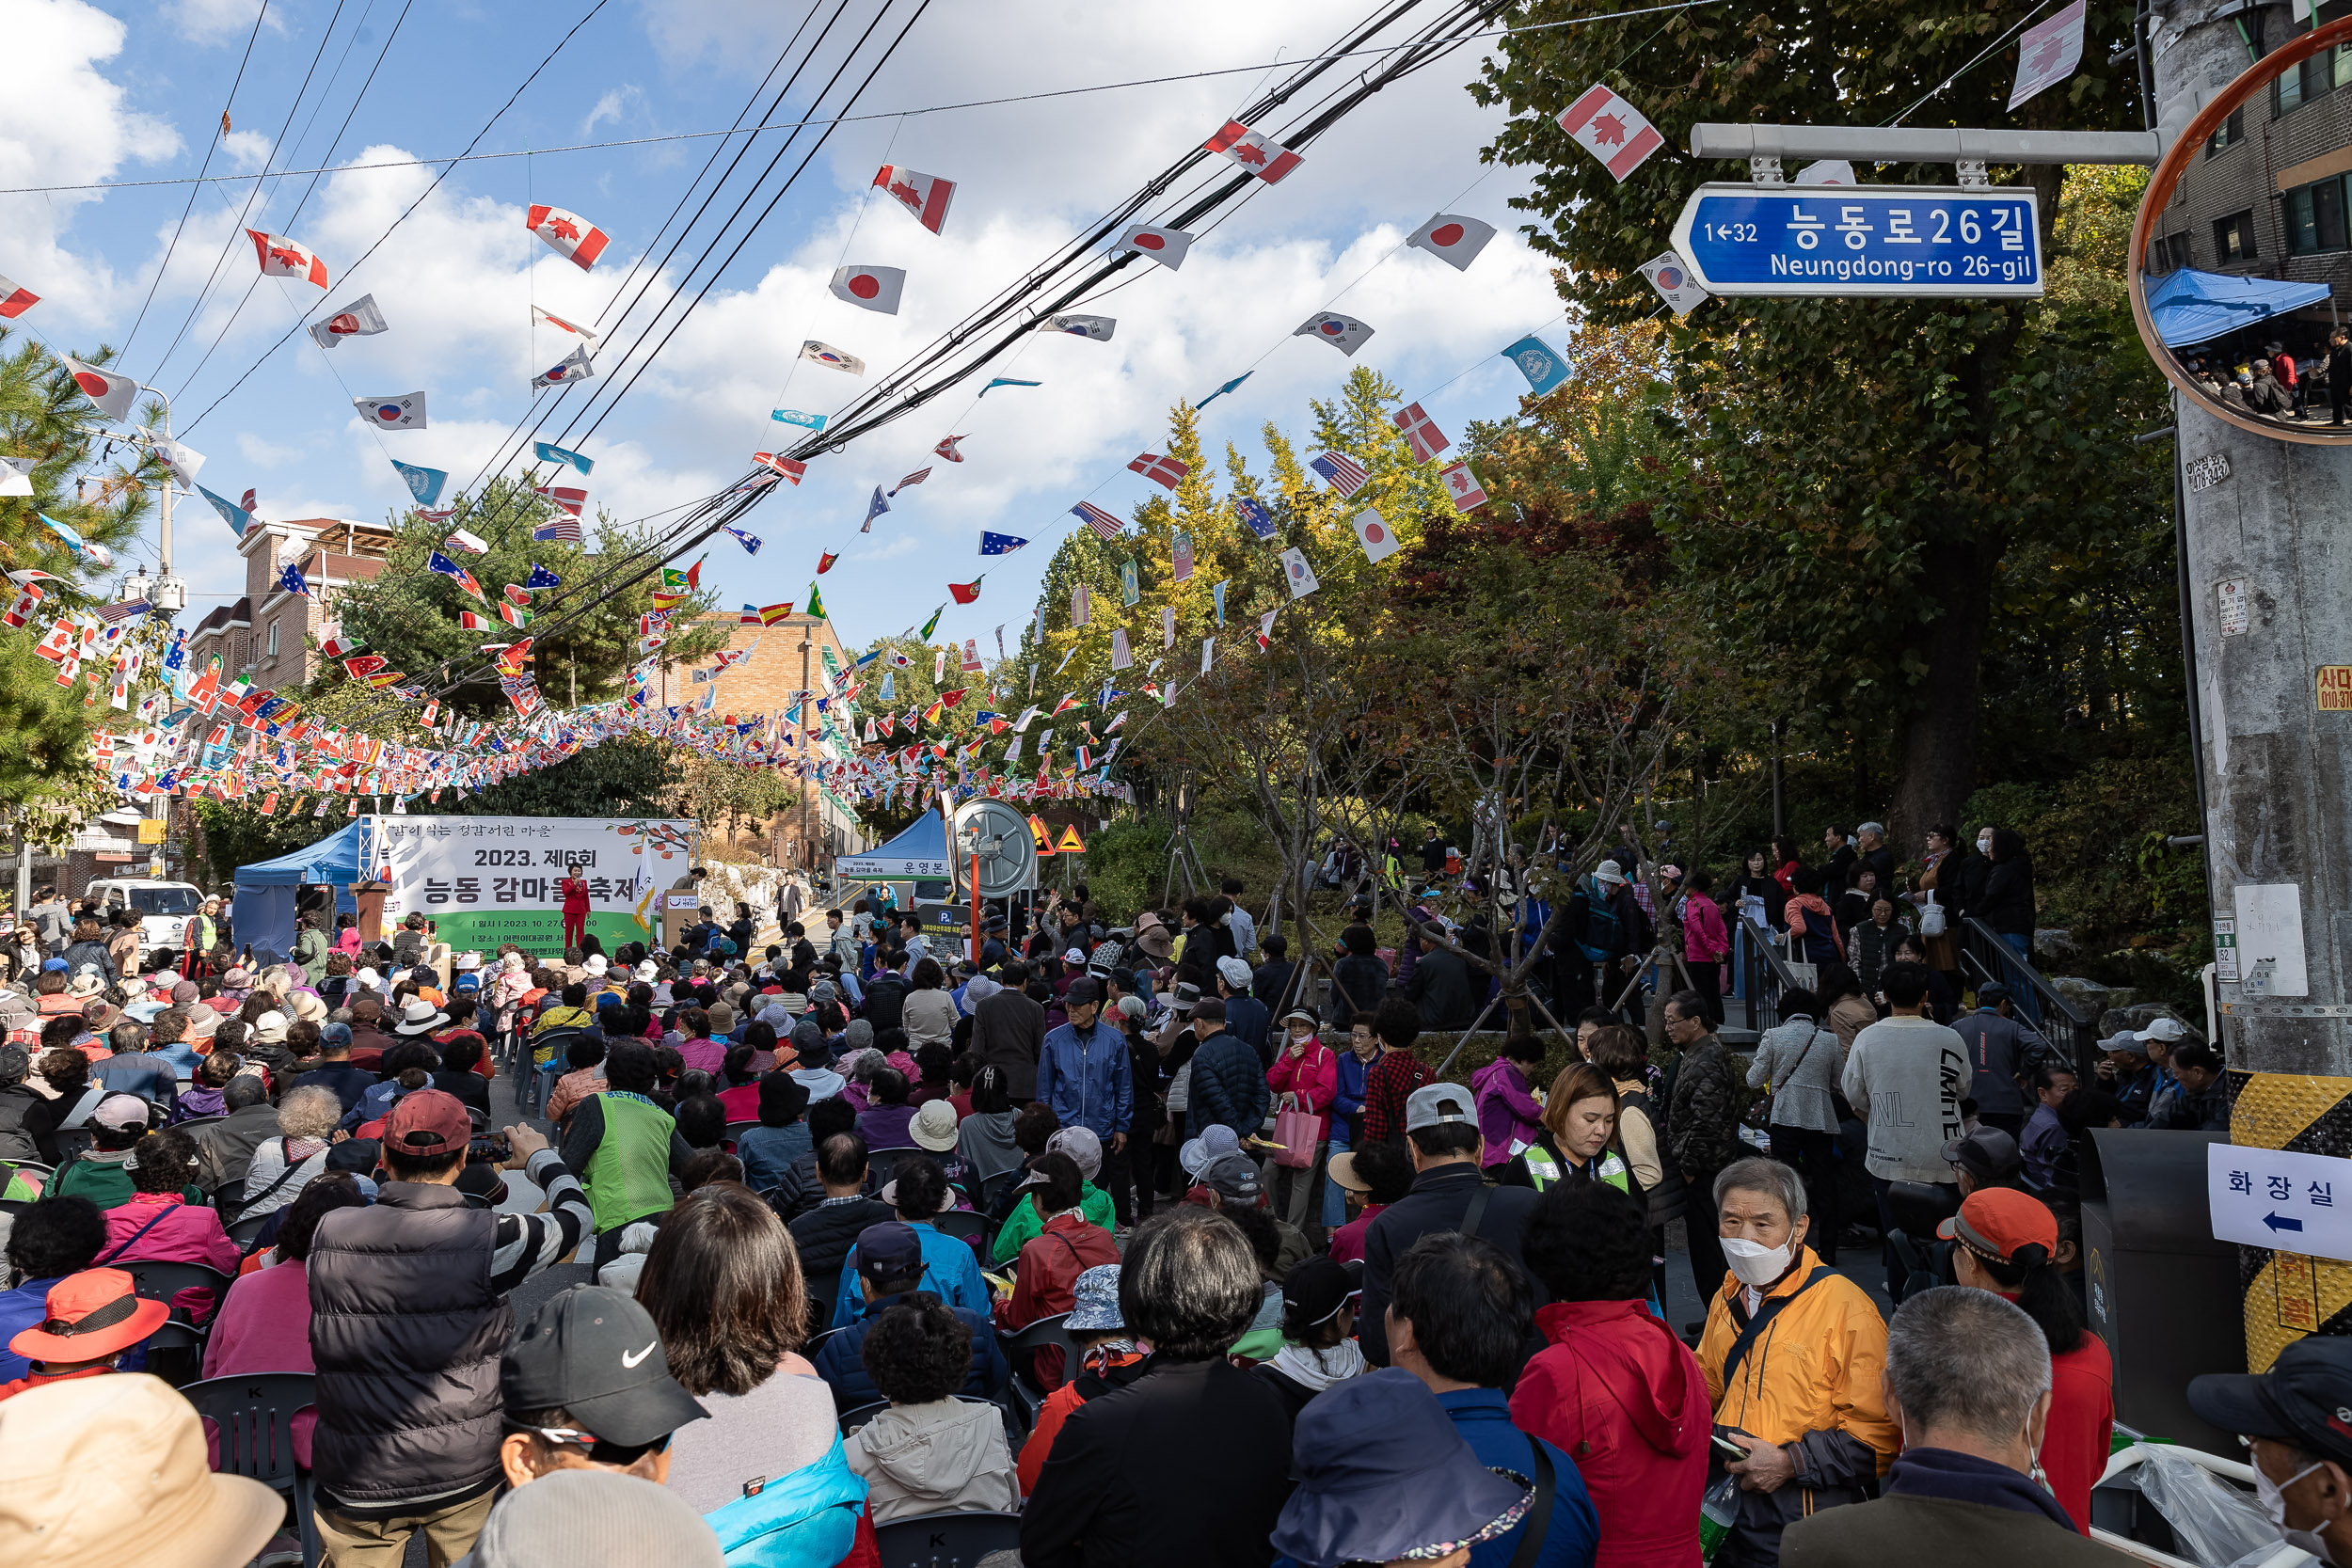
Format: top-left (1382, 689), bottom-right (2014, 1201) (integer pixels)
top-left (2153, 0), bottom-right (2352, 1071)
top-left (798, 626), bottom-right (814, 870)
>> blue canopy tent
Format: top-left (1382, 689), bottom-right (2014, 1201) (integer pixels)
top-left (834, 813), bottom-right (951, 882)
top-left (232, 821), bottom-right (364, 962)
top-left (2147, 267), bottom-right (2334, 347)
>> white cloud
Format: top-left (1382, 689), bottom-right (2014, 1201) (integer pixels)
top-left (167, 0), bottom-right (285, 46)
top-left (0, 0), bottom-right (181, 325)
top-left (237, 432), bottom-right (303, 467)
top-left (582, 86), bottom-right (644, 136)
top-left (221, 129), bottom-right (273, 171)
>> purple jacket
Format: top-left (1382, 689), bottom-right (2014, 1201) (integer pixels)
top-left (1471, 1057), bottom-right (1546, 1167)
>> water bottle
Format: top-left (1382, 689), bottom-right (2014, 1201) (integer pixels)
top-left (1698, 1472), bottom-right (1741, 1563)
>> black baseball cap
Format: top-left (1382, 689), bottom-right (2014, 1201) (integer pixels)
top-left (1282, 1255), bottom-right (1363, 1329)
top-left (501, 1286), bottom-right (707, 1448)
top-left (853, 1220), bottom-right (925, 1282)
top-left (2189, 1337), bottom-right (2352, 1466)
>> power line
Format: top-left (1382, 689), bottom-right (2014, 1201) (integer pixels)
top-left (4, 0), bottom-right (1731, 196)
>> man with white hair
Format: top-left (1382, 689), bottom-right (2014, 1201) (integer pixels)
top-left (1216, 956), bottom-right (1270, 1064)
top-left (1853, 822), bottom-right (1896, 892)
top-left (1780, 1286), bottom-right (2119, 1563)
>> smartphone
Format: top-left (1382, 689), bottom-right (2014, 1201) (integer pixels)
top-left (1711, 1433), bottom-right (1752, 1463)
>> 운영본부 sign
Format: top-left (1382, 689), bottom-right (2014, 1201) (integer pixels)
top-left (1671, 183), bottom-right (2042, 298)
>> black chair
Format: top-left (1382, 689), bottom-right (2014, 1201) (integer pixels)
top-left (866, 1147), bottom-right (920, 1187)
top-left (836, 1398), bottom-right (889, 1435)
top-left (172, 1114), bottom-right (227, 1133)
top-left (803, 1324), bottom-right (848, 1363)
top-left (977, 1170), bottom-right (1022, 1222)
top-left (998, 1312), bottom-right (1075, 1429)
top-left (226, 1212), bottom-right (274, 1250)
top-left (0, 1196), bottom-right (34, 1218)
top-left (725, 1118), bottom-right (761, 1153)
top-left (872, 1509), bottom-right (1024, 1568)
top-left (179, 1372), bottom-right (322, 1567)
top-left (931, 1209), bottom-right (995, 1251)
top-left (805, 1271), bottom-right (842, 1338)
top-left (121, 1259), bottom-right (233, 1312)
top-left (50, 1129), bottom-right (94, 1164)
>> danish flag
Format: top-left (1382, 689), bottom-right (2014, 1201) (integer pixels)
top-left (873, 164), bottom-right (956, 234)
top-left (1127, 452), bottom-right (1190, 490)
top-left (247, 229), bottom-right (329, 287)
top-left (934, 435), bottom-right (967, 463)
top-left (752, 452), bottom-right (807, 484)
top-left (1393, 403), bottom-right (1451, 463)
top-left (1203, 119), bottom-right (1303, 183)
top-left (533, 484), bottom-right (586, 517)
top-left (527, 205), bottom-right (611, 269)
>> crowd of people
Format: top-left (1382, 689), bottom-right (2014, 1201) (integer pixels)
top-left (0, 855), bottom-right (2191, 1567)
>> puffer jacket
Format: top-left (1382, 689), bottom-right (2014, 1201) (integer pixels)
top-left (844, 1398), bottom-right (1021, 1525)
top-left (705, 1433), bottom-right (867, 1568)
top-left (306, 1186), bottom-right (508, 1508)
top-left (1665, 1037), bottom-right (1744, 1176)
top-left (1185, 1030), bottom-right (1269, 1139)
top-left (1697, 1245), bottom-right (1900, 1561)
top-left (1512, 1298), bottom-right (1710, 1568)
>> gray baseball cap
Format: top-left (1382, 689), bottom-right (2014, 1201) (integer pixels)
top-left (1404, 1082), bottom-right (1476, 1133)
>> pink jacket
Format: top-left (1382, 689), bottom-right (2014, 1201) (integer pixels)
top-left (1680, 892), bottom-right (1729, 963)
top-left (102, 1194), bottom-right (241, 1319)
top-left (1265, 1038), bottom-right (1338, 1137)
top-left (201, 1258), bottom-right (318, 1467)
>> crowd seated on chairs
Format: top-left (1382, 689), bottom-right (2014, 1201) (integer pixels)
top-left (0, 882), bottom-right (2115, 1568)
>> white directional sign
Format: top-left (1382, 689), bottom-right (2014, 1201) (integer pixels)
top-left (2209, 1144), bottom-right (2352, 1261)
top-left (1671, 182), bottom-right (2042, 298)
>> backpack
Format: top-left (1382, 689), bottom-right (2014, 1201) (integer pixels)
top-left (1578, 882), bottom-right (1623, 963)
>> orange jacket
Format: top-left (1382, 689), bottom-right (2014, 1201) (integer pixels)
top-left (1697, 1245), bottom-right (1898, 1472)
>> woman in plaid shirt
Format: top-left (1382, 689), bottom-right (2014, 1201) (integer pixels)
top-left (1359, 998), bottom-right (1434, 1146)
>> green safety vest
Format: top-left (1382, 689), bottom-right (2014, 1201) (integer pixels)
top-left (1520, 1139), bottom-right (1629, 1196)
top-left (584, 1091), bottom-right (677, 1233)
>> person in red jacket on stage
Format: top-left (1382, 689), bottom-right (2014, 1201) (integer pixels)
top-left (559, 863), bottom-right (591, 953)
top-left (1513, 1178), bottom-right (1710, 1567)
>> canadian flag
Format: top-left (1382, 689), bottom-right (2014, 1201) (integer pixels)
top-left (1115, 224), bottom-right (1193, 271)
top-left (752, 451), bottom-right (806, 484)
top-left (1406, 213), bottom-right (1497, 272)
top-left (1203, 119), bottom-right (1303, 183)
top-left (527, 204), bottom-right (611, 269)
top-left (4, 580), bottom-right (43, 629)
top-left (63, 357), bottom-right (138, 421)
top-left (0, 272), bottom-right (39, 318)
top-left (1393, 402), bottom-right (1450, 463)
top-left (247, 229), bottom-right (329, 287)
top-left (1557, 84), bottom-right (1664, 182)
top-left (1438, 461), bottom-right (1488, 513)
top-left (1127, 452), bottom-right (1189, 490)
top-left (830, 264), bottom-right (905, 314)
top-left (873, 164), bottom-right (956, 234)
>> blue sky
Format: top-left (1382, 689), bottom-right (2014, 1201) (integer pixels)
top-left (4, 0), bottom-right (1573, 653)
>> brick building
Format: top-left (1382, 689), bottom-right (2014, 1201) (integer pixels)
top-left (663, 610), bottom-right (867, 869)
top-left (183, 517), bottom-right (395, 687)
top-left (2148, 25), bottom-right (2352, 363)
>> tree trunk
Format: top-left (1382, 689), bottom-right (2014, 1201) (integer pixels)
top-left (1887, 535), bottom-right (1996, 849)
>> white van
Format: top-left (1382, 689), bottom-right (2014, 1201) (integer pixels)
top-left (84, 879), bottom-right (206, 958)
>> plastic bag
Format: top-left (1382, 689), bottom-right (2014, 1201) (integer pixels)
top-left (2135, 1445), bottom-right (2283, 1568)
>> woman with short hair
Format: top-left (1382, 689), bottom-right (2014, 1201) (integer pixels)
top-left (1502, 1062), bottom-right (1639, 1199)
top-left (899, 958), bottom-right (958, 1049)
top-left (1695, 1155), bottom-right (1898, 1565)
top-left (846, 1296), bottom-right (1021, 1523)
top-left (239, 1085), bottom-right (342, 1220)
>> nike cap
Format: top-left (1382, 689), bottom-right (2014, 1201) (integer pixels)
top-left (501, 1285), bottom-right (707, 1448)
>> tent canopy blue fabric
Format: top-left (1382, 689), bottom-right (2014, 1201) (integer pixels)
top-left (232, 822), bottom-right (364, 959)
top-left (834, 813), bottom-right (950, 880)
top-left (2147, 267), bottom-right (2334, 347)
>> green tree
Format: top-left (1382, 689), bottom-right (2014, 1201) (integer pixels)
top-left (1471, 1), bottom-right (2171, 845)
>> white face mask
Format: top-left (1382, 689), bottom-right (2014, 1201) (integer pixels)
top-left (1721, 1235), bottom-right (1793, 1289)
top-left (1977, 835), bottom-right (1994, 855)
top-left (2256, 1459), bottom-right (2338, 1564)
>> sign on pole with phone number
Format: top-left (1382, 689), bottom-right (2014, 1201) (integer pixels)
top-left (1670, 182), bottom-right (2042, 298)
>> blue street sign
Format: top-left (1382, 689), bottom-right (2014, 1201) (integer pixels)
top-left (1671, 182), bottom-right (2042, 298)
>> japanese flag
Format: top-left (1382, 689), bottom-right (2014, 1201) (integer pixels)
top-left (1639, 250), bottom-right (1709, 317)
top-left (830, 264), bottom-right (905, 314)
top-left (308, 293), bottom-right (388, 349)
top-left (1557, 84), bottom-right (1664, 182)
top-left (1115, 224), bottom-right (1193, 271)
top-left (247, 229), bottom-right (329, 287)
top-left (1295, 312), bottom-right (1375, 356)
top-left (1351, 507), bottom-right (1401, 563)
top-left (1406, 214), bottom-right (1497, 271)
top-left (63, 357), bottom-right (138, 421)
top-left (527, 204), bottom-right (611, 269)
top-left (0, 272), bottom-right (39, 318)
top-left (873, 164), bottom-right (956, 234)
top-left (532, 305), bottom-right (601, 346)
top-left (354, 393), bottom-right (426, 430)
top-left (1438, 461), bottom-right (1488, 513)
top-left (1280, 546), bottom-right (1320, 599)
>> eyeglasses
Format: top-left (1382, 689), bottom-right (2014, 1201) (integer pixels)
top-left (506, 1419), bottom-right (672, 1468)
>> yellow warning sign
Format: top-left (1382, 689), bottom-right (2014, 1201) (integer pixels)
top-left (2321, 666), bottom-right (2352, 712)
top-left (1026, 814), bottom-right (1051, 848)
top-left (1055, 825), bottom-right (1087, 855)
top-left (2233, 1071), bottom-right (2352, 1371)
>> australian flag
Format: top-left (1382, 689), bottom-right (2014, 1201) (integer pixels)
top-left (278, 562), bottom-right (310, 597)
top-left (723, 525), bottom-right (761, 555)
top-left (524, 563), bottom-right (563, 590)
top-left (1235, 497), bottom-right (1278, 541)
top-left (979, 531), bottom-right (1027, 556)
top-left (1308, 452), bottom-right (1369, 497)
top-left (425, 550), bottom-right (485, 598)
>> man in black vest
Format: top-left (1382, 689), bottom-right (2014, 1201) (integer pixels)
top-left (307, 1090), bottom-right (593, 1565)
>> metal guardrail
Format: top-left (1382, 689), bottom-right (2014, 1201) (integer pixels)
top-left (1736, 915), bottom-right (1805, 1037)
top-left (1954, 916), bottom-right (2102, 1080)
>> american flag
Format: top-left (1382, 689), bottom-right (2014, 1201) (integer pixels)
top-left (1072, 501), bottom-right (1123, 541)
top-left (1309, 452), bottom-right (1369, 496)
top-left (890, 467), bottom-right (931, 495)
top-left (532, 515), bottom-right (581, 544)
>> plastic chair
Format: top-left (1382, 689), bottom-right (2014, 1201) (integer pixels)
top-left (178, 1372), bottom-right (322, 1568)
top-left (871, 1509), bottom-right (1024, 1568)
top-left (930, 1209), bottom-right (996, 1251)
top-left (866, 1147), bottom-right (920, 1187)
top-left (997, 1312), bottom-right (1074, 1428)
top-left (172, 1114), bottom-right (226, 1133)
top-left (121, 1259), bottom-right (233, 1308)
top-left (805, 1271), bottom-right (841, 1338)
top-left (226, 1212), bottom-right (274, 1251)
